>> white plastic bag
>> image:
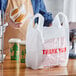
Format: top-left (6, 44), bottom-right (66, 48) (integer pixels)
top-left (26, 13), bottom-right (69, 69)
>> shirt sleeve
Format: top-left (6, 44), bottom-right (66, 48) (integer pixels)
top-left (39, 0), bottom-right (53, 26)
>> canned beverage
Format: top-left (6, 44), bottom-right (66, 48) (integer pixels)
top-left (9, 38), bottom-right (21, 61)
top-left (20, 41), bottom-right (26, 63)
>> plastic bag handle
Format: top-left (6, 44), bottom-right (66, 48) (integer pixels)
top-left (53, 12), bottom-right (69, 65)
top-left (53, 12), bottom-right (69, 28)
top-left (30, 13), bottom-right (44, 30)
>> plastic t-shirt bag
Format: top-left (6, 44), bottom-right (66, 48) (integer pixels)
top-left (26, 13), bottom-right (69, 69)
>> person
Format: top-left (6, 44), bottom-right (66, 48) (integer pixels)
top-left (0, 0), bottom-right (7, 12)
top-left (1, 0), bottom-right (53, 51)
top-left (31, 0), bottom-right (53, 26)
top-left (3, 0), bottom-right (33, 51)
top-left (1, 0), bottom-right (53, 27)
top-left (0, 0), bottom-right (1, 10)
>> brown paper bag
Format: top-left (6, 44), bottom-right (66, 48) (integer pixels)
top-left (4, 0), bottom-right (33, 52)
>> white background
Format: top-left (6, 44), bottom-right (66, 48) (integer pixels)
top-left (44, 0), bottom-right (64, 17)
top-left (44, 0), bottom-right (76, 22)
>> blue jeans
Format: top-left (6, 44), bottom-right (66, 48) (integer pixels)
top-left (31, 0), bottom-right (53, 26)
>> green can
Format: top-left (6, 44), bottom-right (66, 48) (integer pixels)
top-left (9, 38), bottom-right (21, 61)
top-left (20, 41), bottom-right (26, 63)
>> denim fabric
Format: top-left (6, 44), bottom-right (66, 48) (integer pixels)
top-left (31, 0), bottom-right (53, 26)
top-left (0, 0), bottom-right (7, 12)
top-left (0, 0), bottom-right (1, 10)
top-left (1, 0), bottom-right (53, 26)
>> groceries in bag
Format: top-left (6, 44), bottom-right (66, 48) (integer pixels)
top-left (26, 13), bottom-right (69, 69)
top-left (9, 38), bottom-right (21, 61)
top-left (10, 4), bottom-right (26, 24)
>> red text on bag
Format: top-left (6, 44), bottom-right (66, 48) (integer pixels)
top-left (43, 47), bottom-right (66, 55)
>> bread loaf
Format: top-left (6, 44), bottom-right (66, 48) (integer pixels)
top-left (15, 14), bottom-right (25, 22)
top-left (11, 8), bottom-right (19, 16)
